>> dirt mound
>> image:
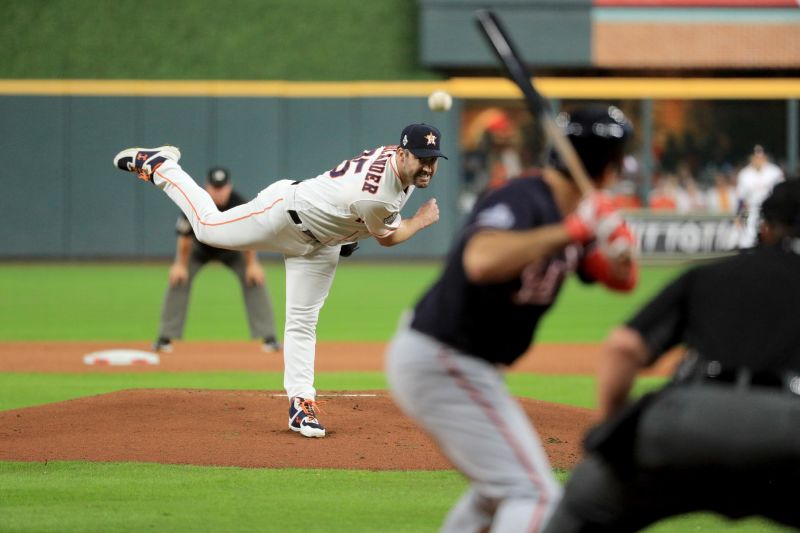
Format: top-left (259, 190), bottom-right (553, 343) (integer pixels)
top-left (0, 389), bottom-right (594, 470)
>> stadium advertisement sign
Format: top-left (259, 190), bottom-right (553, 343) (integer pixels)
top-left (623, 211), bottom-right (743, 259)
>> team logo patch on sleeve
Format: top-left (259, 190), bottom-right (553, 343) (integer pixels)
top-left (476, 203), bottom-right (515, 229)
top-left (384, 212), bottom-right (399, 225)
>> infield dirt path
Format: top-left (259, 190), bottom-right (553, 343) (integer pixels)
top-left (0, 341), bottom-right (681, 470)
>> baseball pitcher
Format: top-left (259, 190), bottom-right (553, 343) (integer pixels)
top-left (113, 123), bottom-right (447, 438)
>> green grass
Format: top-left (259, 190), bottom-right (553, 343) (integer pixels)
top-left (0, 461), bottom-right (788, 533)
top-left (0, 371), bottom-right (671, 412)
top-left (0, 262), bottom-right (685, 342)
top-left (1, 1), bottom-right (437, 80)
top-left (0, 462), bottom-right (466, 533)
top-left (3, 262), bottom-right (789, 532)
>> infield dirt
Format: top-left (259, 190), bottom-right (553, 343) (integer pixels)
top-left (0, 341), bottom-right (679, 470)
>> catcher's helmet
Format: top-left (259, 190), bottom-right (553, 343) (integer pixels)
top-left (549, 105), bottom-right (633, 182)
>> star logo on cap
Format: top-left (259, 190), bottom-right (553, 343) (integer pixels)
top-left (425, 132), bottom-right (437, 146)
top-left (402, 134), bottom-right (409, 146)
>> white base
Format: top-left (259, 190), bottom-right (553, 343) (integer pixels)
top-left (83, 349), bottom-right (160, 366)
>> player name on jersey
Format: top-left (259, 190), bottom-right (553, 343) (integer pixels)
top-left (362, 146), bottom-right (395, 194)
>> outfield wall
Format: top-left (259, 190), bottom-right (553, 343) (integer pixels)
top-left (0, 94), bottom-right (462, 259)
top-left (2, 77), bottom-right (798, 260)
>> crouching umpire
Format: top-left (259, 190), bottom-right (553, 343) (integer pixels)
top-left (544, 177), bottom-right (800, 532)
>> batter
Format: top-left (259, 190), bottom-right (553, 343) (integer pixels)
top-left (114, 123), bottom-right (447, 438)
top-left (387, 107), bottom-right (637, 532)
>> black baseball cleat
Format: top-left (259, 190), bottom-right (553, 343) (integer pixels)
top-left (113, 146), bottom-right (181, 182)
top-left (152, 336), bottom-right (173, 353)
top-left (288, 396), bottom-right (326, 438)
top-left (261, 336), bottom-right (282, 353)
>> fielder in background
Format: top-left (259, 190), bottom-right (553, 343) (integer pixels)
top-left (114, 123), bottom-right (445, 438)
top-left (387, 107), bottom-right (637, 532)
top-left (153, 167), bottom-right (280, 354)
top-left (544, 178), bottom-right (800, 532)
top-left (737, 144), bottom-right (783, 248)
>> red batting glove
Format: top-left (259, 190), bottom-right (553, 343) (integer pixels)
top-left (581, 220), bottom-right (639, 291)
top-left (564, 192), bottom-right (617, 243)
top-left (582, 245), bottom-right (639, 292)
top-left (596, 216), bottom-right (637, 259)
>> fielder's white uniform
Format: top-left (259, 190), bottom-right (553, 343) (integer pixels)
top-left (737, 161), bottom-right (783, 247)
top-left (149, 145), bottom-right (411, 400)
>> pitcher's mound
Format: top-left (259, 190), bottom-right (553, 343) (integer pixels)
top-left (0, 389), bottom-right (594, 470)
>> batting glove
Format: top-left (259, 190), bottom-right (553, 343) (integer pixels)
top-left (595, 215), bottom-right (636, 260)
top-left (564, 192), bottom-right (617, 243)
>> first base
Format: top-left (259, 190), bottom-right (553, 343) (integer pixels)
top-left (83, 349), bottom-right (160, 366)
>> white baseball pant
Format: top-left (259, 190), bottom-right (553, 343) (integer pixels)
top-left (152, 160), bottom-right (340, 401)
top-left (386, 321), bottom-right (562, 533)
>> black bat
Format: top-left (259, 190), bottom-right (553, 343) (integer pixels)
top-left (474, 9), bottom-right (594, 195)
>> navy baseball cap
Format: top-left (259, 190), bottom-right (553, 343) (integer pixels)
top-left (400, 124), bottom-right (448, 160)
top-left (207, 167), bottom-right (230, 188)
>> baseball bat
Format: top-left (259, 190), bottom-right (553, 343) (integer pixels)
top-left (474, 9), bottom-right (595, 196)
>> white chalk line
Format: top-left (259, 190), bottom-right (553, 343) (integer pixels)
top-left (268, 393), bottom-right (380, 398)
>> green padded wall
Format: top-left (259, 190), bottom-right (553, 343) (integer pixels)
top-left (0, 95), bottom-right (462, 259)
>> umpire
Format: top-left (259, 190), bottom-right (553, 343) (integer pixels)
top-left (545, 178), bottom-right (800, 532)
top-left (153, 167), bottom-right (280, 353)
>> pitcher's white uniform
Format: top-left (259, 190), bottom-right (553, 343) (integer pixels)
top-left (149, 144), bottom-right (411, 401)
top-left (737, 160), bottom-right (783, 247)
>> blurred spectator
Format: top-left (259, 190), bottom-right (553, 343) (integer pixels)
top-left (706, 171), bottom-right (738, 215)
top-left (675, 174), bottom-right (706, 214)
top-left (461, 108), bottom-right (523, 212)
top-left (648, 174), bottom-right (679, 211)
top-left (610, 179), bottom-right (642, 210)
top-left (736, 144), bottom-right (784, 247)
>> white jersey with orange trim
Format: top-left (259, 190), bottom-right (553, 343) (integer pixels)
top-left (737, 161), bottom-right (784, 247)
top-left (292, 145), bottom-right (414, 245)
top-left (120, 134), bottom-right (443, 432)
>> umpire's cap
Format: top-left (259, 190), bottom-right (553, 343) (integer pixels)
top-left (549, 105), bottom-right (633, 181)
top-left (207, 167), bottom-right (231, 188)
top-left (761, 177), bottom-right (800, 235)
top-left (400, 124), bottom-right (448, 159)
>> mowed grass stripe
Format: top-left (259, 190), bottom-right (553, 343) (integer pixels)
top-left (0, 462), bottom-right (789, 533)
top-left (0, 263), bottom-right (683, 342)
top-left (0, 372), bottom-right (668, 411)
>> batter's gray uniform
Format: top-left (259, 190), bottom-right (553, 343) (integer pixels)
top-left (388, 107), bottom-right (635, 531)
top-left (388, 319), bottom-right (561, 533)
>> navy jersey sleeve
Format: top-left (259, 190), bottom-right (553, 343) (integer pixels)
top-left (464, 179), bottom-right (551, 238)
top-left (626, 270), bottom-right (691, 365)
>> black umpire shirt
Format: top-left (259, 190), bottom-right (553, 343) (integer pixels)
top-left (175, 190), bottom-right (247, 262)
top-left (629, 240), bottom-right (800, 372)
top-left (412, 175), bottom-right (586, 366)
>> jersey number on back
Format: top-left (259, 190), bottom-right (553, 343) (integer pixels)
top-left (328, 149), bottom-right (377, 178)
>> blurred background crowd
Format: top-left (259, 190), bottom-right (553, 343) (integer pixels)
top-left (460, 104), bottom-right (789, 216)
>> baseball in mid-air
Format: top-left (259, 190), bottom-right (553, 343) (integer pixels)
top-left (428, 90), bottom-right (453, 112)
